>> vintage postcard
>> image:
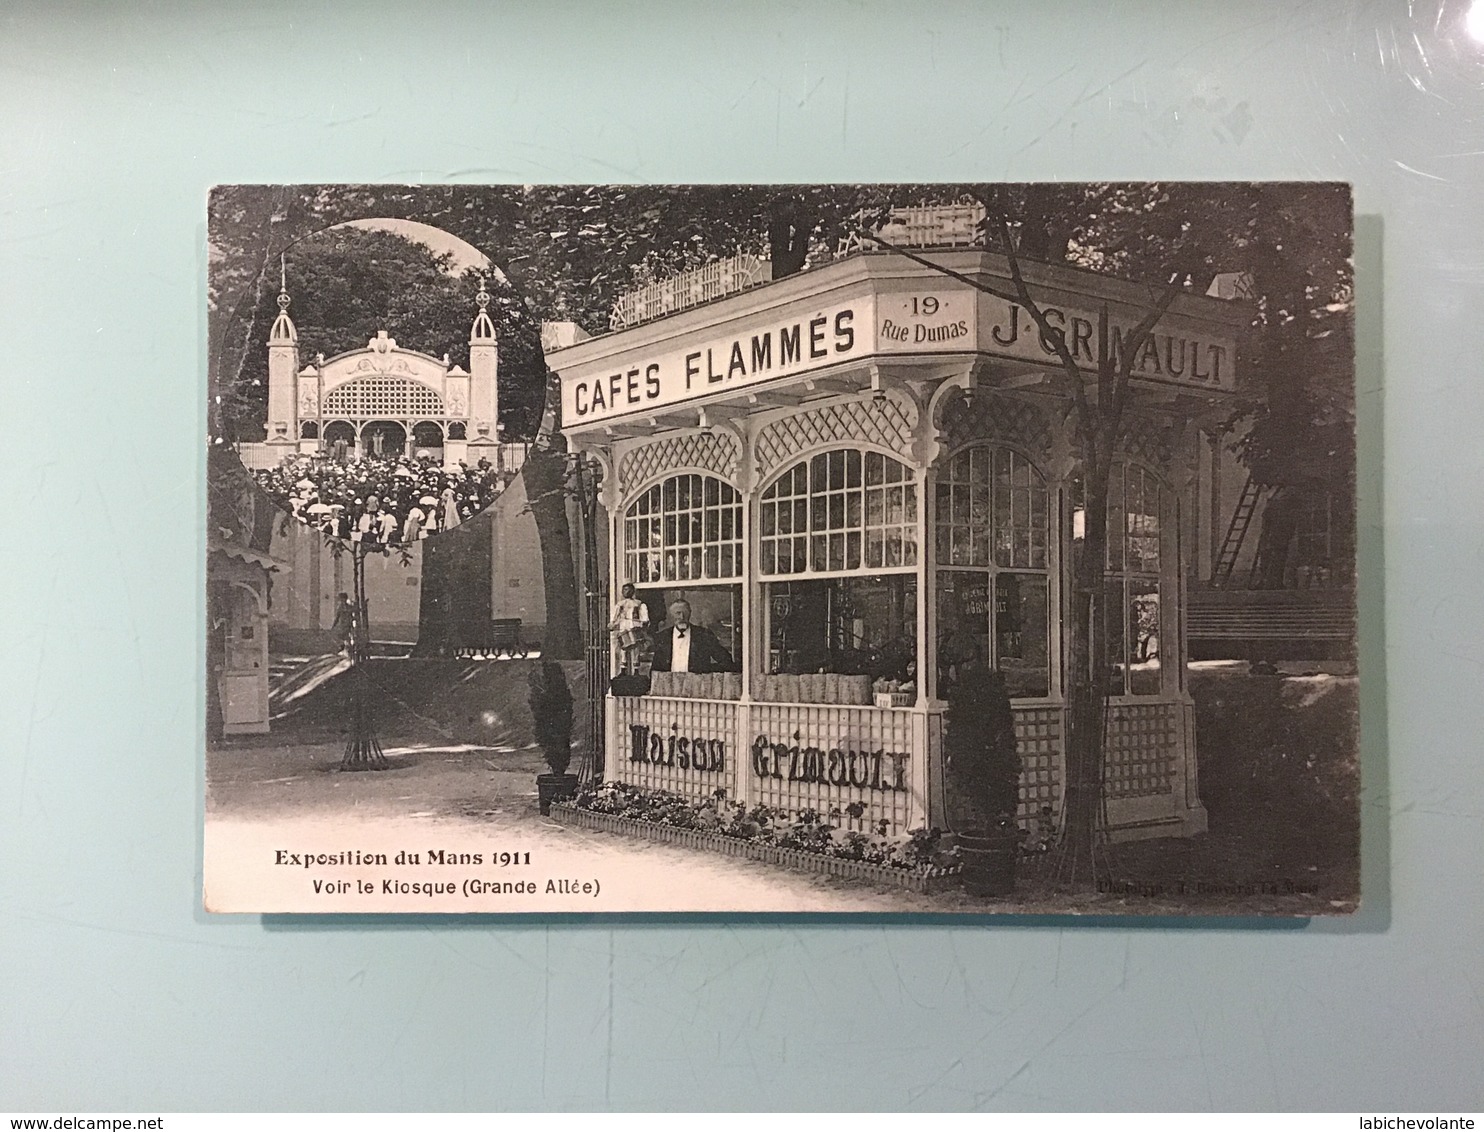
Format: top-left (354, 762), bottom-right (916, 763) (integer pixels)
top-left (205, 183), bottom-right (1358, 915)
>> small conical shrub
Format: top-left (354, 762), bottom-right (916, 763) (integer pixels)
top-left (944, 662), bottom-right (1020, 833)
top-left (528, 661), bottom-right (574, 776)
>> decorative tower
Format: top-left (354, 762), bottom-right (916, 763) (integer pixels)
top-left (467, 274), bottom-right (500, 463)
top-left (266, 260), bottom-right (300, 447)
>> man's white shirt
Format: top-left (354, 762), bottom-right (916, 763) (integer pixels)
top-left (670, 626), bottom-right (691, 672)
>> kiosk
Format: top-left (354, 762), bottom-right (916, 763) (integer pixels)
top-left (550, 240), bottom-right (1245, 839)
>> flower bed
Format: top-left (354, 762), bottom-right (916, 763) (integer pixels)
top-left (551, 781), bottom-right (963, 894)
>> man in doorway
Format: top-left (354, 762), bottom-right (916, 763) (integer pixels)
top-left (650, 598), bottom-right (734, 674)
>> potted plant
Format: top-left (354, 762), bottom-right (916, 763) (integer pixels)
top-left (944, 657), bottom-right (1021, 897)
top-left (528, 661), bottom-right (577, 814)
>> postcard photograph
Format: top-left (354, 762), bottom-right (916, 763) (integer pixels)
top-left (204, 182), bottom-right (1358, 915)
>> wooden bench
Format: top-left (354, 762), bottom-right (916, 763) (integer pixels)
top-left (454, 618), bottom-right (528, 659)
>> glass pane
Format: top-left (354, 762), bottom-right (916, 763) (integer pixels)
top-left (970, 480), bottom-right (989, 526)
top-left (1128, 579), bottom-right (1162, 695)
top-left (1103, 578), bottom-right (1126, 697)
top-left (950, 524), bottom-right (969, 565)
top-left (886, 534), bottom-right (902, 568)
top-left (766, 576), bottom-right (916, 688)
top-left (938, 570), bottom-right (990, 696)
top-left (996, 573), bottom-right (1050, 698)
top-left (815, 453), bottom-right (830, 492)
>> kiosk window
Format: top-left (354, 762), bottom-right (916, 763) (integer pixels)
top-left (935, 444), bottom-right (1051, 698)
top-left (1074, 464), bottom-right (1164, 696)
top-left (759, 449), bottom-right (917, 576)
top-left (624, 473), bottom-right (742, 585)
top-left (765, 574), bottom-right (916, 682)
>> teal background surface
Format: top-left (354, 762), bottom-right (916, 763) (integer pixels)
top-left (2, 0), bottom-right (1481, 1111)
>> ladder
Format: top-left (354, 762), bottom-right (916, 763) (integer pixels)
top-left (1211, 476), bottom-right (1263, 587)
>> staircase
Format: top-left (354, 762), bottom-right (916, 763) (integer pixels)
top-left (1187, 588), bottom-right (1356, 661)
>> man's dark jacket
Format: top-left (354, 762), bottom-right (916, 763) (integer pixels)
top-left (650, 623), bottom-right (736, 673)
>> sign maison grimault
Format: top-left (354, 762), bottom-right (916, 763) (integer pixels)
top-left (561, 278), bottom-right (1237, 426)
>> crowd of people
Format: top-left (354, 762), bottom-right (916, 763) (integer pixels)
top-left (253, 451), bottom-right (506, 547)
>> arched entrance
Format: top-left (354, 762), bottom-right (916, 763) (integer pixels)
top-left (323, 420), bottom-right (356, 458)
top-left (360, 421), bottom-right (406, 460)
top-left (411, 421), bottom-right (445, 464)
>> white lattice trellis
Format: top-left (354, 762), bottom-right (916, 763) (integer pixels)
top-left (619, 431), bottom-right (740, 497)
top-left (942, 394), bottom-right (1052, 459)
top-left (755, 398), bottom-right (918, 480)
top-left (1104, 703), bottom-right (1178, 799)
top-left (1014, 706), bottom-right (1064, 819)
top-left (322, 377), bottom-right (446, 419)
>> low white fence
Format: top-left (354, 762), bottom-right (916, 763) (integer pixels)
top-left (609, 253), bottom-right (772, 331)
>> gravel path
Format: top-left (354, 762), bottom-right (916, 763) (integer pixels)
top-left (204, 739), bottom-right (944, 914)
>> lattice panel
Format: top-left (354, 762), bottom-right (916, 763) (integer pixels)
top-left (619, 431), bottom-right (740, 497)
top-left (1013, 706), bottom-right (1064, 818)
top-left (611, 696), bottom-right (735, 802)
top-left (1119, 416), bottom-right (1174, 470)
top-left (755, 397), bottom-right (918, 480)
top-left (748, 703), bottom-right (915, 836)
top-left (322, 377), bottom-right (445, 419)
top-left (1104, 703), bottom-right (1178, 798)
top-left (943, 394), bottom-right (1052, 459)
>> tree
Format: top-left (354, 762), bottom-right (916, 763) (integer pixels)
top-left (854, 183), bottom-right (1350, 883)
top-left (1071, 182), bottom-right (1355, 581)
top-left (858, 186), bottom-right (1211, 885)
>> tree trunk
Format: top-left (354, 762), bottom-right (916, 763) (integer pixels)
top-left (1252, 489), bottom-right (1298, 589)
top-left (524, 447), bottom-right (583, 660)
top-left (1057, 458), bottom-right (1115, 888)
top-left (768, 196), bottom-right (814, 279)
top-left (414, 511), bottom-right (494, 655)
